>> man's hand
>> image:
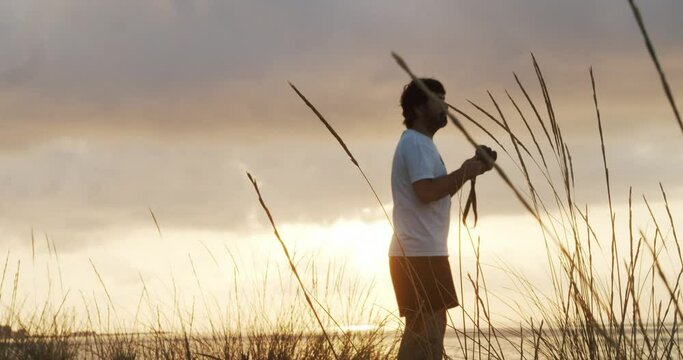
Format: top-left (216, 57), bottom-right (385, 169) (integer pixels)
top-left (462, 146), bottom-right (496, 226)
top-left (460, 157), bottom-right (489, 181)
top-left (475, 145), bottom-right (497, 171)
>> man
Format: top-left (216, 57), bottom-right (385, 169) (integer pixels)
top-left (389, 78), bottom-right (493, 359)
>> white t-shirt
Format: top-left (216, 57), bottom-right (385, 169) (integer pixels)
top-left (388, 129), bottom-right (451, 257)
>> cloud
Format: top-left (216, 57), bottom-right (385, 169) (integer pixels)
top-left (0, 0), bottom-right (680, 151)
top-left (0, 135), bottom-right (399, 251)
top-left (0, 0), bottom-right (681, 253)
top-left (2, 116), bottom-right (681, 254)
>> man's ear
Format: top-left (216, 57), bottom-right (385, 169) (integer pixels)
top-left (413, 102), bottom-right (426, 118)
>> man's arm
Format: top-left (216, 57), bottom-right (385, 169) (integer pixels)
top-left (412, 158), bottom-right (487, 204)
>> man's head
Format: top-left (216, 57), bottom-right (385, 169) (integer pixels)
top-left (400, 78), bottom-right (447, 131)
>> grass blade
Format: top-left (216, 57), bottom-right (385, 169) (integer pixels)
top-left (627, 0), bottom-right (682, 133)
top-left (149, 207), bottom-right (163, 239)
top-left (246, 172), bottom-right (340, 360)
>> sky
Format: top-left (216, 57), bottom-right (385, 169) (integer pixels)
top-left (1, 0), bottom-right (682, 332)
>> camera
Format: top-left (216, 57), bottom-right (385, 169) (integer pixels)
top-left (474, 145), bottom-right (497, 169)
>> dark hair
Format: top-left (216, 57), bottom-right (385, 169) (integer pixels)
top-left (400, 78), bottom-right (445, 128)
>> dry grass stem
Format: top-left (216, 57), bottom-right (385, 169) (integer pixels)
top-left (246, 172), bottom-right (341, 360)
top-left (627, 0), bottom-right (682, 133)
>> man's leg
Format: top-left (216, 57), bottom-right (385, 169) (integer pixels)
top-left (397, 312), bottom-right (429, 360)
top-left (423, 309), bottom-right (447, 360)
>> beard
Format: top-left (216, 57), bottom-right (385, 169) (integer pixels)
top-left (437, 113), bottom-right (448, 127)
top-left (424, 114), bottom-right (448, 134)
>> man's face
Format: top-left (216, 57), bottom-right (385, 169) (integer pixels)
top-left (417, 92), bottom-right (448, 131)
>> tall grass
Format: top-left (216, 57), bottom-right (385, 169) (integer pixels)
top-left (394, 53), bottom-right (681, 359)
top-left (1, 27), bottom-right (682, 360)
top-left (0, 244), bottom-right (399, 360)
top-left (280, 51), bottom-right (681, 359)
top-left (626, 0), bottom-right (682, 134)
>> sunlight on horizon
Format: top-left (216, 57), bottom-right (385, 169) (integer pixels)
top-left (4, 193), bottom-right (681, 332)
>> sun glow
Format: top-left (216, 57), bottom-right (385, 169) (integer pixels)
top-left (279, 217), bottom-right (394, 276)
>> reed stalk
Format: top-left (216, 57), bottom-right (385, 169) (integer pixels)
top-left (246, 172), bottom-right (340, 360)
top-left (626, 0), bottom-right (682, 133)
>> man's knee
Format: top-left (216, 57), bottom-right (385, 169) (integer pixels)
top-left (404, 312), bottom-right (425, 333)
top-left (424, 310), bottom-right (447, 357)
top-left (405, 310), bottom-right (446, 334)
top-left (405, 311), bottom-right (447, 350)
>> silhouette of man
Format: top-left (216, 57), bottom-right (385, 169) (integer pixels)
top-left (389, 78), bottom-right (493, 359)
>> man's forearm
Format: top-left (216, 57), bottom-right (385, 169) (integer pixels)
top-left (447, 168), bottom-right (470, 197)
top-left (413, 168), bottom-right (472, 203)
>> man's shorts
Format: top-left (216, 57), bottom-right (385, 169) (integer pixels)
top-left (389, 256), bottom-right (459, 317)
